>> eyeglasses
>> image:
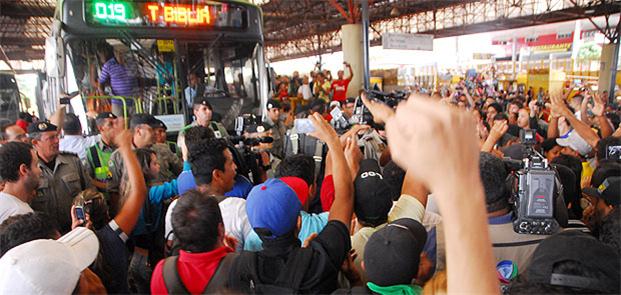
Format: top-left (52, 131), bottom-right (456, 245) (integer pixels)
top-left (580, 197), bottom-right (593, 210)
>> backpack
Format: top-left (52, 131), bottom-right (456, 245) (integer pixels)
top-left (228, 247), bottom-right (315, 294)
top-left (283, 126), bottom-right (326, 180)
top-left (162, 252), bottom-right (238, 294)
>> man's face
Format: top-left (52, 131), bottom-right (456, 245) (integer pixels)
top-left (337, 70), bottom-right (344, 79)
top-left (24, 149), bottom-right (42, 192)
top-left (155, 128), bottom-right (167, 144)
top-left (193, 105), bottom-right (213, 126)
top-left (581, 194), bottom-right (613, 233)
top-left (97, 118), bottom-right (116, 143)
top-left (33, 131), bottom-right (60, 160)
top-left (6, 125), bottom-right (28, 143)
top-left (517, 109), bottom-right (529, 128)
top-left (545, 145), bottom-right (562, 162)
top-left (293, 71), bottom-right (299, 78)
top-left (268, 108), bottom-right (280, 122)
top-left (343, 102), bottom-right (354, 117)
top-left (148, 153), bottom-right (160, 178)
top-left (508, 103), bottom-right (519, 114)
top-left (135, 125), bottom-right (155, 147)
top-left (222, 149), bottom-right (237, 192)
top-left (560, 146), bottom-right (580, 158)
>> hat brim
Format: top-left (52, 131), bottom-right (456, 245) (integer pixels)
top-left (582, 187), bottom-right (601, 199)
top-left (57, 227), bottom-right (100, 271)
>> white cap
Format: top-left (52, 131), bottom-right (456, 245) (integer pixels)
top-left (556, 130), bottom-right (592, 156)
top-left (0, 227), bottom-right (99, 294)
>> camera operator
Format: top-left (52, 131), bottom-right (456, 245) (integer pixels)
top-left (263, 99), bottom-right (286, 160)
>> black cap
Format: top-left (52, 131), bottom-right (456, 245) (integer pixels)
top-left (501, 144), bottom-right (526, 161)
top-left (129, 114), bottom-right (159, 129)
top-left (354, 159), bottom-right (394, 225)
top-left (266, 99), bottom-right (281, 110)
top-left (524, 231), bottom-right (620, 293)
top-left (154, 119), bottom-right (167, 130)
top-left (345, 97), bottom-right (356, 105)
top-left (583, 164), bottom-right (621, 206)
top-left (193, 96), bottom-right (213, 110)
top-left (95, 112), bottom-right (117, 121)
top-left (364, 218), bottom-right (427, 286)
top-left (27, 121), bottom-right (57, 134)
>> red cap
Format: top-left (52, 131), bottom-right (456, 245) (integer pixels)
top-left (279, 177), bottom-right (310, 206)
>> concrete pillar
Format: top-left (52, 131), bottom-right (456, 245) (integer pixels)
top-left (341, 24), bottom-right (364, 97)
top-left (598, 43), bottom-right (617, 98)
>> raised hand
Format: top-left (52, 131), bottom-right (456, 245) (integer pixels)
top-left (361, 92), bottom-right (395, 124)
top-left (489, 120), bottom-right (508, 141)
top-left (308, 113), bottom-right (339, 145)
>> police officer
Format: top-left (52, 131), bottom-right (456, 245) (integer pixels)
top-left (152, 119), bottom-right (183, 182)
top-left (28, 121), bottom-right (92, 234)
top-left (264, 99), bottom-right (286, 159)
top-left (177, 95), bottom-right (229, 150)
top-left (85, 112), bottom-right (117, 191)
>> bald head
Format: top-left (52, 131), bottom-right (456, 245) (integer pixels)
top-left (5, 125), bottom-right (28, 143)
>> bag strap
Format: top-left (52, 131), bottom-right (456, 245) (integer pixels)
top-left (203, 252), bottom-right (239, 294)
top-left (89, 145), bottom-right (102, 168)
top-left (313, 140), bottom-right (325, 181)
top-left (162, 256), bottom-right (191, 294)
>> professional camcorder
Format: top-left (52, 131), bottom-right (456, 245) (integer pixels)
top-left (353, 90), bottom-right (408, 128)
top-left (507, 129), bottom-right (561, 235)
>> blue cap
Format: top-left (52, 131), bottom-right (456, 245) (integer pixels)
top-left (246, 178), bottom-right (301, 239)
top-left (177, 170), bottom-right (197, 195)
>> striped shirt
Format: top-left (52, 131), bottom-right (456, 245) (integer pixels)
top-left (99, 58), bottom-right (138, 103)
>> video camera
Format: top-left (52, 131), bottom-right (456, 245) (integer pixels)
top-left (507, 129), bottom-right (561, 235)
top-left (353, 90), bottom-right (408, 128)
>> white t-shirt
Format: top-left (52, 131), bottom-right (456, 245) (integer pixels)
top-left (165, 197), bottom-right (252, 252)
top-left (0, 192), bottom-right (33, 224)
top-left (298, 84), bottom-right (313, 100)
top-left (59, 135), bottom-right (101, 161)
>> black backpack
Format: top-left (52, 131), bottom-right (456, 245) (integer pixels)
top-left (228, 248), bottom-right (315, 294)
top-left (283, 127), bottom-right (326, 180)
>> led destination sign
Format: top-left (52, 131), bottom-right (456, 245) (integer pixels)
top-left (85, 1), bottom-right (245, 29)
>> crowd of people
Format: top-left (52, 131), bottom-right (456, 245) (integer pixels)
top-left (0, 61), bottom-right (619, 295)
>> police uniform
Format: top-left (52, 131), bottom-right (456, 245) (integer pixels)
top-left (28, 122), bottom-right (92, 234)
top-left (85, 112), bottom-right (117, 185)
top-left (153, 119), bottom-right (183, 182)
top-left (264, 99), bottom-right (286, 159)
top-left (177, 96), bottom-right (229, 150)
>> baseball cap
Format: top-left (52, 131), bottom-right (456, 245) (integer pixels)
top-left (541, 138), bottom-right (560, 153)
top-left (364, 218), bottom-right (428, 286)
top-left (95, 112), bottom-right (117, 121)
top-left (345, 97), bottom-right (356, 105)
top-left (556, 130), bottom-right (592, 156)
top-left (279, 176), bottom-right (310, 206)
top-left (583, 164), bottom-right (621, 206)
top-left (524, 230), bottom-right (620, 293)
top-left (266, 99), bottom-right (281, 110)
top-left (354, 159), bottom-right (395, 225)
top-left (27, 121), bottom-right (57, 134)
top-left (246, 178), bottom-right (301, 239)
top-left (501, 143), bottom-right (526, 161)
top-left (0, 227), bottom-right (100, 295)
top-left (129, 114), bottom-right (159, 129)
top-left (154, 119), bottom-right (167, 130)
top-left (329, 101), bottom-right (341, 109)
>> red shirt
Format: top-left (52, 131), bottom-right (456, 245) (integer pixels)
top-left (151, 246), bottom-right (233, 294)
top-left (331, 79), bottom-right (350, 102)
top-left (320, 175), bottom-right (335, 212)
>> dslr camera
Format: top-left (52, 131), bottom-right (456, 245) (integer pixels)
top-left (230, 114), bottom-right (273, 147)
top-left (353, 90), bottom-right (408, 128)
top-left (507, 129), bottom-right (561, 235)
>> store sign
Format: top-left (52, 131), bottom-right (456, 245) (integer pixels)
top-left (382, 33), bottom-right (433, 51)
top-left (531, 43), bottom-right (572, 53)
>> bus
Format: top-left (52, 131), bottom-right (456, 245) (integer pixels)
top-left (0, 72), bottom-right (23, 126)
top-left (45, 0), bottom-right (270, 132)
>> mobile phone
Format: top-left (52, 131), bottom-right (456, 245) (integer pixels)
top-left (75, 206), bottom-right (85, 221)
top-left (294, 118), bottom-right (316, 134)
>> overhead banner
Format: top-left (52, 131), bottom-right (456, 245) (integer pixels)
top-left (382, 33), bottom-right (433, 51)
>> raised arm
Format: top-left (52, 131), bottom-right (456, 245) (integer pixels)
top-left (309, 113), bottom-right (354, 229)
top-left (551, 94), bottom-right (601, 148)
top-left (481, 120), bottom-right (508, 153)
top-left (345, 62), bottom-right (353, 80)
top-left (112, 130), bottom-right (147, 234)
top-left (593, 93), bottom-right (613, 138)
top-left (366, 93), bottom-right (498, 294)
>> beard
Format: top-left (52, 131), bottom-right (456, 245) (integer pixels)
top-left (24, 172), bottom-right (41, 193)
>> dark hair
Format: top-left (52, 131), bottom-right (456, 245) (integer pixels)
top-left (184, 126), bottom-right (214, 152)
top-left (596, 136), bottom-right (621, 164)
top-left (172, 190), bottom-right (223, 252)
top-left (542, 138), bottom-right (560, 153)
top-left (275, 154), bottom-right (315, 186)
top-left (509, 260), bottom-right (614, 294)
top-left (493, 112), bottom-right (509, 121)
top-left (488, 102), bottom-right (503, 113)
top-left (96, 41), bottom-right (114, 61)
top-left (0, 212), bottom-right (59, 257)
top-left (383, 161), bottom-right (406, 201)
top-left (606, 112), bottom-right (620, 130)
top-left (599, 207), bottom-right (620, 254)
top-left (479, 152), bottom-right (509, 212)
top-left (551, 155), bottom-right (584, 219)
top-left (135, 148), bottom-right (157, 184)
top-left (0, 142), bottom-right (34, 182)
top-left (188, 138), bottom-right (228, 185)
top-left (281, 102), bottom-right (292, 113)
top-left (63, 113), bottom-right (82, 135)
top-left (310, 100), bottom-right (326, 114)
